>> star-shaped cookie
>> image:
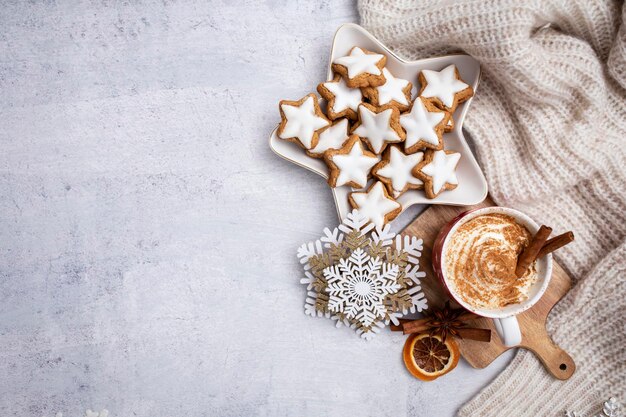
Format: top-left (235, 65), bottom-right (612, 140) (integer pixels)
top-left (278, 93), bottom-right (330, 149)
top-left (362, 68), bottom-right (412, 112)
top-left (332, 47), bottom-right (386, 88)
top-left (400, 97), bottom-right (450, 153)
top-left (324, 135), bottom-right (379, 188)
top-left (372, 145), bottom-right (424, 197)
top-left (351, 103), bottom-right (405, 155)
top-left (317, 75), bottom-right (363, 120)
top-left (348, 181), bottom-right (401, 228)
top-left (418, 64), bottom-right (473, 112)
top-left (414, 149), bottom-right (461, 199)
top-left (307, 118), bottom-right (351, 158)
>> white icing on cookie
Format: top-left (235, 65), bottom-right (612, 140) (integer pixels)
top-left (350, 181), bottom-right (401, 228)
top-left (400, 98), bottom-right (445, 149)
top-left (375, 68), bottom-right (410, 106)
top-left (420, 150), bottom-right (461, 195)
top-left (309, 119), bottom-right (350, 155)
top-left (334, 47), bottom-right (384, 79)
top-left (420, 65), bottom-right (469, 108)
top-left (323, 77), bottom-right (363, 114)
top-left (353, 105), bottom-right (402, 154)
top-left (331, 139), bottom-right (379, 188)
top-left (279, 96), bottom-right (330, 148)
top-left (376, 147), bottom-right (423, 197)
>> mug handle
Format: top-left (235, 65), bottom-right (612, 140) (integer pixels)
top-left (493, 316), bottom-right (522, 346)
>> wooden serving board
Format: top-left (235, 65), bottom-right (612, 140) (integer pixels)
top-left (402, 197), bottom-right (576, 380)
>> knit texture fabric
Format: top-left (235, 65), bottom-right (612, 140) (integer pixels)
top-left (358, 0), bottom-right (626, 415)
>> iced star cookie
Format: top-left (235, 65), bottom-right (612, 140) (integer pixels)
top-left (351, 103), bottom-right (405, 155)
top-left (362, 68), bottom-right (412, 112)
top-left (332, 47), bottom-right (386, 88)
top-left (418, 64), bottom-right (474, 112)
top-left (372, 145), bottom-right (424, 197)
top-left (400, 97), bottom-right (450, 153)
top-left (307, 118), bottom-right (351, 158)
top-left (348, 181), bottom-right (401, 228)
top-left (278, 93), bottom-right (330, 149)
top-left (317, 75), bottom-right (363, 120)
top-left (324, 135), bottom-right (379, 188)
top-left (414, 149), bottom-right (461, 199)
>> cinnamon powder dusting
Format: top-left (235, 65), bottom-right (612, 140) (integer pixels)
top-left (444, 213), bottom-right (537, 309)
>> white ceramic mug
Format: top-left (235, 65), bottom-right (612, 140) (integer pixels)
top-left (432, 207), bottom-right (553, 347)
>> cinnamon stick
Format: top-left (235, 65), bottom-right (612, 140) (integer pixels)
top-left (390, 319), bottom-right (411, 332)
top-left (401, 312), bottom-right (481, 335)
top-left (515, 225), bottom-right (552, 277)
top-left (537, 231), bottom-right (574, 258)
top-left (402, 320), bottom-right (430, 335)
top-left (455, 328), bottom-right (492, 342)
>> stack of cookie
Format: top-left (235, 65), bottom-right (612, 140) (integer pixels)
top-left (277, 46), bottom-right (473, 227)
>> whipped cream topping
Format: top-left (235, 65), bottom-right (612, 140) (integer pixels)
top-left (444, 213), bottom-right (537, 309)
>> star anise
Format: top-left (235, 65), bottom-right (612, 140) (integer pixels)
top-left (425, 301), bottom-right (470, 342)
top-left (398, 301), bottom-right (491, 343)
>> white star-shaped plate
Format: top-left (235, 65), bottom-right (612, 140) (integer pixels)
top-left (269, 23), bottom-right (487, 220)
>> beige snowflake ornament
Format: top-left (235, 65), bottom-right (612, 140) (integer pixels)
top-left (297, 210), bottom-right (427, 339)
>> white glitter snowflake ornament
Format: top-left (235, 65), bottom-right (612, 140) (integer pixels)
top-left (298, 209), bottom-right (427, 339)
top-left (325, 248), bottom-right (400, 327)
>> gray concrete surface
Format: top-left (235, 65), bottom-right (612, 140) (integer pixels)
top-left (0, 1), bottom-right (514, 416)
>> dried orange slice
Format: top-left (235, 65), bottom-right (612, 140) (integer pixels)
top-left (402, 333), bottom-right (459, 381)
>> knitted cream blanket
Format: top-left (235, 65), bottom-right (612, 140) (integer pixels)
top-left (358, 1), bottom-right (626, 415)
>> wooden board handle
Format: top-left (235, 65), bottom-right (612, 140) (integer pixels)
top-left (523, 326), bottom-right (576, 380)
